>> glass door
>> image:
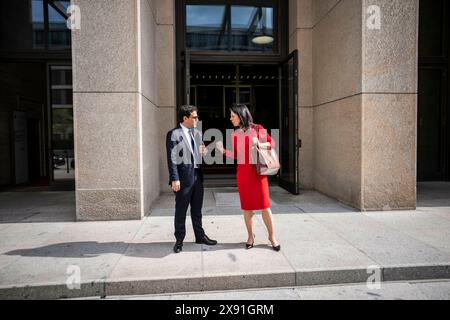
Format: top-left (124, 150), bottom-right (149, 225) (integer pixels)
top-left (183, 50), bottom-right (191, 104)
top-left (278, 50), bottom-right (299, 194)
top-left (49, 65), bottom-right (74, 188)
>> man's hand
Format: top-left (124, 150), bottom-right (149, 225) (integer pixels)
top-left (199, 144), bottom-right (207, 156)
top-left (171, 181), bottom-right (181, 192)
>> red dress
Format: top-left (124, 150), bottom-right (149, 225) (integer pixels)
top-left (224, 124), bottom-right (275, 210)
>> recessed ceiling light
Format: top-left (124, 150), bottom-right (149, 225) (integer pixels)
top-left (252, 36), bottom-right (274, 45)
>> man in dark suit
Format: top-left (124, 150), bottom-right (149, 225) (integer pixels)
top-left (166, 105), bottom-right (217, 253)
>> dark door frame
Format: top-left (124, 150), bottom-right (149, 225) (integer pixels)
top-left (175, 0), bottom-right (302, 193)
top-left (418, 0), bottom-right (450, 181)
top-left (175, 0), bottom-right (288, 107)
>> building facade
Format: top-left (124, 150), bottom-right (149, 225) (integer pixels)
top-left (1, 0), bottom-right (449, 221)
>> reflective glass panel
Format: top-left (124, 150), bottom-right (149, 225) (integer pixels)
top-left (50, 66), bottom-right (74, 182)
top-left (186, 3), bottom-right (275, 53)
top-left (186, 5), bottom-right (228, 51)
top-left (231, 6), bottom-right (274, 52)
top-left (32, 0), bottom-right (45, 49)
top-left (48, 1), bottom-right (71, 49)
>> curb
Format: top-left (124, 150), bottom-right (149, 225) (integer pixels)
top-left (1, 264), bottom-right (450, 299)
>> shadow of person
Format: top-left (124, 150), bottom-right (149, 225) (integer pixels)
top-left (4, 241), bottom-right (260, 259)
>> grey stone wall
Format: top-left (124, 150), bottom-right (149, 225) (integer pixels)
top-left (72, 0), bottom-right (176, 220)
top-left (289, 0), bottom-right (418, 210)
top-left (361, 0), bottom-right (418, 210)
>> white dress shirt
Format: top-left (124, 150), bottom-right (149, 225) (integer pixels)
top-left (180, 123), bottom-right (199, 167)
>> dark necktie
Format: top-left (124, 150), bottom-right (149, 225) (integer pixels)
top-left (189, 128), bottom-right (198, 167)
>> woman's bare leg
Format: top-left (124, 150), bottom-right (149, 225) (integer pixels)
top-left (243, 210), bottom-right (255, 244)
top-left (261, 208), bottom-right (279, 246)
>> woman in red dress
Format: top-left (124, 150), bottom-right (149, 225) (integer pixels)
top-left (217, 104), bottom-right (280, 251)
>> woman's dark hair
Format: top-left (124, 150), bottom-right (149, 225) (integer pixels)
top-left (230, 103), bottom-right (253, 130)
top-left (178, 105), bottom-right (198, 122)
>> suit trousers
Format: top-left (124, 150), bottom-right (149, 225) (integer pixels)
top-left (174, 169), bottom-right (205, 242)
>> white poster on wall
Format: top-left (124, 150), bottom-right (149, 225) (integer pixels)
top-left (14, 111), bottom-right (28, 184)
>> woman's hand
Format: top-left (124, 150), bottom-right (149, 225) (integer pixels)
top-left (216, 141), bottom-right (225, 153)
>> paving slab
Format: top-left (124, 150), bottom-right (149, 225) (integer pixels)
top-left (266, 214), bottom-right (379, 285)
top-left (309, 212), bottom-right (450, 267)
top-left (411, 280), bottom-right (450, 300)
top-left (0, 220), bottom-right (143, 290)
top-left (105, 217), bottom-right (203, 296)
top-left (364, 210), bottom-right (450, 254)
top-left (296, 282), bottom-right (430, 300)
top-left (0, 222), bottom-right (70, 270)
top-left (201, 216), bottom-right (296, 291)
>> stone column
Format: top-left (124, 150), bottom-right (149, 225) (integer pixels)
top-left (72, 0), bottom-right (175, 220)
top-left (307, 0), bottom-right (418, 210)
top-left (72, 0), bottom-right (174, 220)
top-left (361, 0), bottom-right (418, 210)
top-left (312, 0), bottom-right (364, 209)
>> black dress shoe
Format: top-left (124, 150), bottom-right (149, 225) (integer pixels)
top-left (173, 242), bottom-right (183, 253)
top-left (246, 234), bottom-right (255, 249)
top-left (272, 244), bottom-right (281, 252)
top-left (195, 235), bottom-right (217, 245)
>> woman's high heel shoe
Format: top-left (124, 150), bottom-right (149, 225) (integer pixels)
top-left (269, 238), bottom-right (281, 251)
top-left (246, 234), bottom-right (255, 249)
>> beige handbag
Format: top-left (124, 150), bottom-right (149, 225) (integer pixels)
top-left (251, 124), bottom-right (281, 176)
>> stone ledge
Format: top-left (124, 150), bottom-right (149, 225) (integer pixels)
top-left (2, 264), bottom-right (450, 299)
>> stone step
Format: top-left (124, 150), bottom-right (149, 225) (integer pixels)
top-left (1, 263), bottom-right (450, 300)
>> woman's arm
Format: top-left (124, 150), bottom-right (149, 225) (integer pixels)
top-left (216, 135), bottom-right (237, 159)
top-left (256, 124), bottom-right (275, 149)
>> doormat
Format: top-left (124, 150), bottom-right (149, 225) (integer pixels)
top-left (214, 192), bottom-right (241, 207)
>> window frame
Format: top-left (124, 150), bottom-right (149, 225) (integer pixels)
top-left (177, 0), bottom-right (287, 61)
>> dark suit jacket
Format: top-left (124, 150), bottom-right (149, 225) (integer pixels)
top-left (166, 124), bottom-right (204, 189)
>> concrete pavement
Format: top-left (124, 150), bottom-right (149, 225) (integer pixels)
top-left (0, 182), bottom-right (449, 299)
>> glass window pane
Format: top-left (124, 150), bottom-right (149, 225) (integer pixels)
top-left (48, 1), bottom-right (69, 23)
top-left (48, 1), bottom-right (71, 49)
top-left (231, 6), bottom-right (274, 52)
top-left (52, 89), bottom-right (73, 105)
top-left (32, 0), bottom-right (44, 23)
top-left (32, 0), bottom-right (45, 49)
top-left (0, 0), bottom-right (72, 51)
top-left (185, 3), bottom-right (276, 53)
top-left (186, 5), bottom-right (227, 51)
top-left (52, 108), bottom-right (74, 148)
top-left (51, 69), bottom-right (73, 86)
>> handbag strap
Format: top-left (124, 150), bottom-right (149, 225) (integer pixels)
top-left (252, 123), bottom-right (260, 140)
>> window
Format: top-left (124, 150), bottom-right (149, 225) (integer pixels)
top-left (186, 1), bottom-right (277, 53)
top-left (230, 6), bottom-right (274, 52)
top-left (48, 0), bottom-right (71, 49)
top-left (50, 65), bottom-right (74, 181)
top-left (187, 5), bottom-right (228, 51)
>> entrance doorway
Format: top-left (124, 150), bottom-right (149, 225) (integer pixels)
top-left (189, 63), bottom-right (279, 175)
top-left (176, 0), bottom-right (298, 193)
top-left (181, 51), bottom-right (299, 194)
top-left (417, 0), bottom-right (450, 182)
